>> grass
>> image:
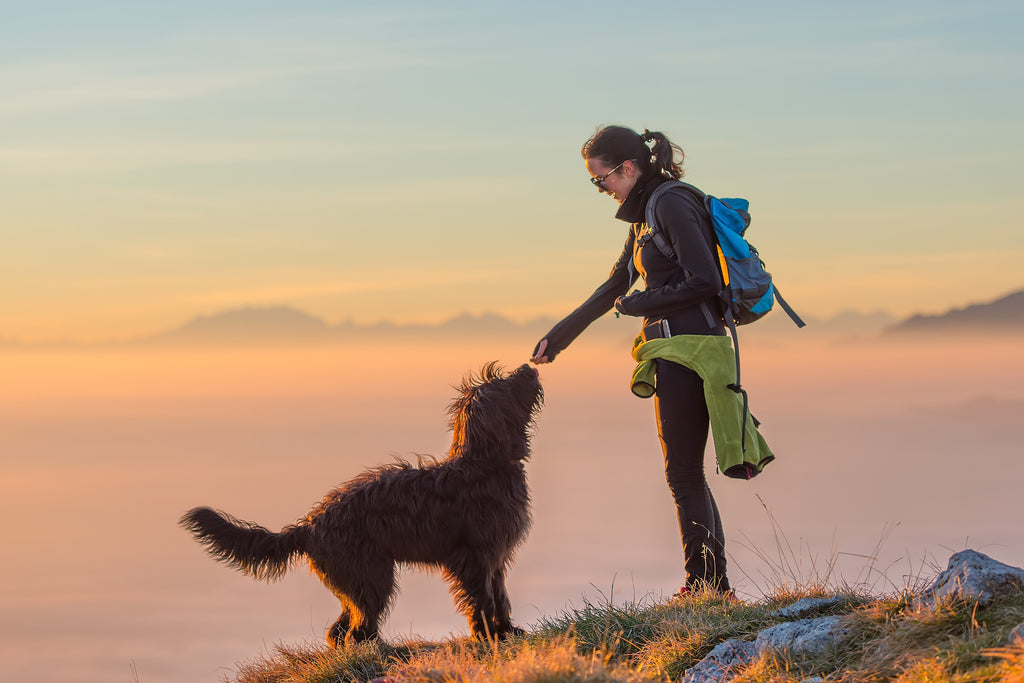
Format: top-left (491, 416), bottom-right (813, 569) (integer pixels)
top-left (222, 583), bottom-right (1024, 683)
top-left (223, 515), bottom-right (1024, 683)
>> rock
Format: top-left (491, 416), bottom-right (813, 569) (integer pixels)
top-left (682, 616), bottom-right (852, 682)
top-left (1010, 623), bottom-right (1024, 644)
top-left (773, 596), bottom-right (850, 620)
top-left (918, 550), bottom-right (1024, 609)
top-left (681, 638), bottom-right (757, 683)
top-left (756, 615), bottom-right (853, 656)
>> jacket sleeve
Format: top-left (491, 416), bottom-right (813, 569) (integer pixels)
top-left (532, 230), bottom-right (638, 361)
top-left (613, 190), bottom-right (721, 317)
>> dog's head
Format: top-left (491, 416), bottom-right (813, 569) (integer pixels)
top-left (447, 362), bottom-right (543, 461)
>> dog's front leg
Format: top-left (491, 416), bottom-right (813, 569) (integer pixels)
top-left (487, 566), bottom-right (520, 638)
top-left (443, 559), bottom-right (498, 640)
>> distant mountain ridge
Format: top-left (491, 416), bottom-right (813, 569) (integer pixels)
top-left (152, 306), bottom-right (331, 343)
top-left (886, 288), bottom-right (1024, 335)
top-left (125, 287), bottom-right (1024, 346)
top-left (139, 305), bottom-right (900, 347)
top-left (138, 307), bottom-right (557, 346)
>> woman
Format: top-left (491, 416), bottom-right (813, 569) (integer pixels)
top-left (530, 124), bottom-right (736, 594)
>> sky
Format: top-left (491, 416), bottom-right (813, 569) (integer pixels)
top-left (2, 0), bottom-right (1023, 342)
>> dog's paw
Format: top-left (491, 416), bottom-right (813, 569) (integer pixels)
top-left (502, 625), bottom-right (527, 640)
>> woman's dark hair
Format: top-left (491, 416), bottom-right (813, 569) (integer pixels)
top-left (581, 125), bottom-right (684, 179)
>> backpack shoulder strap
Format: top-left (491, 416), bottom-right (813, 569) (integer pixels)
top-left (644, 180), bottom-right (705, 261)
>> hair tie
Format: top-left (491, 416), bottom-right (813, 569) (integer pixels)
top-left (641, 129), bottom-right (655, 143)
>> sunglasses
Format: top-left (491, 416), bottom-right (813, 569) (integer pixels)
top-left (589, 159), bottom-right (633, 190)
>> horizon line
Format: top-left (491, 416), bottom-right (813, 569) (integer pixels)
top-left (0, 303), bottom-right (910, 348)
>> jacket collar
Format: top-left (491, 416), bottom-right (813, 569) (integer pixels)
top-left (614, 173), bottom-right (672, 223)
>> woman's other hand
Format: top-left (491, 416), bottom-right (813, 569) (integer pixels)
top-left (530, 339), bottom-right (551, 364)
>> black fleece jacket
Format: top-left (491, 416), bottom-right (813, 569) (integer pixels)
top-left (535, 174), bottom-right (725, 361)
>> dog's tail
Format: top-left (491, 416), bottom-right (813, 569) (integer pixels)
top-left (179, 507), bottom-right (310, 581)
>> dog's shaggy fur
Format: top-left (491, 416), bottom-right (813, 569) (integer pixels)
top-left (180, 362), bottom-right (543, 646)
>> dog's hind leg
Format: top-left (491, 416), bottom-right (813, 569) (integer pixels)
top-left (353, 556), bottom-right (398, 643)
top-left (326, 607), bottom-right (351, 648)
top-left (342, 562), bottom-right (396, 644)
top-left (325, 590), bottom-right (387, 645)
top-left (314, 552), bottom-right (396, 646)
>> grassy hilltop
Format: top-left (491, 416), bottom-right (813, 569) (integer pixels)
top-left (226, 581), bottom-right (1024, 683)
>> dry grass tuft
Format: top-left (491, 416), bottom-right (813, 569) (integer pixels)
top-left (979, 638), bottom-right (1024, 683)
top-left (230, 639), bottom-right (410, 683)
top-left (387, 636), bottom-right (657, 683)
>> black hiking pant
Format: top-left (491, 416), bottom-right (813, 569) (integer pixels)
top-left (654, 358), bottom-right (729, 591)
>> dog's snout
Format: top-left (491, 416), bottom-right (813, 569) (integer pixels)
top-left (517, 363), bottom-right (539, 379)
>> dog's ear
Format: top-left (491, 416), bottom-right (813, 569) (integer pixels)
top-left (448, 362), bottom-right (504, 430)
top-left (480, 361), bottom-right (504, 382)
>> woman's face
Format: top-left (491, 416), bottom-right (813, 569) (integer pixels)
top-left (586, 156), bottom-right (639, 204)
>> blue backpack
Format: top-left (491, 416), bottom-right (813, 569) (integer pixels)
top-left (644, 180), bottom-right (805, 332)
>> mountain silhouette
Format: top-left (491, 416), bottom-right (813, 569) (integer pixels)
top-left (145, 306), bottom-right (333, 345)
top-left (138, 306), bottom-right (555, 346)
top-left (27, 287), bottom-right (1021, 348)
top-left (887, 288), bottom-right (1024, 334)
top-left (137, 304), bottom-right (904, 347)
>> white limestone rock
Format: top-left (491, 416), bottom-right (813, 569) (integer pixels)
top-left (918, 549), bottom-right (1024, 609)
top-left (680, 638), bottom-right (757, 683)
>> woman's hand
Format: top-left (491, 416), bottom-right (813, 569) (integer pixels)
top-left (614, 295), bottom-right (636, 315)
top-left (530, 339), bottom-right (552, 364)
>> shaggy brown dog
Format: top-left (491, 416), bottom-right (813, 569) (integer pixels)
top-left (180, 362), bottom-right (542, 646)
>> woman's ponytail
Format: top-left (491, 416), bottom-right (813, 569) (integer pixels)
top-left (642, 129), bottom-right (685, 180)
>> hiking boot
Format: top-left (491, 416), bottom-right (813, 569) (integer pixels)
top-left (671, 586), bottom-right (692, 600)
top-left (671, 585), bottom-right (741, 603)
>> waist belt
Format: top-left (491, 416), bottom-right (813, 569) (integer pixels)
top-left (641, 319), bottom-right (673, 341)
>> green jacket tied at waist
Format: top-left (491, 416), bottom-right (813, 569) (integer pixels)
top-left (631, 334), bottom-right (775, 479)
